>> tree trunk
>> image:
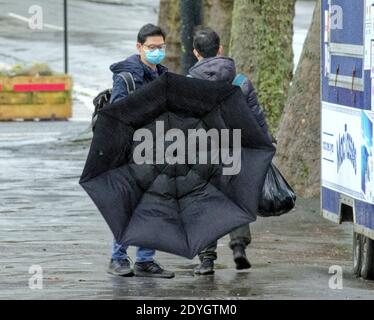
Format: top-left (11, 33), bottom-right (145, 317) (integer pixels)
top-left (159, 0), bottom-right (234, 73)
top-left (202, 0), bottom-right (234, 55)
top-left (229, 0), bottom-right (296, 133)
top-left (229, 0), bottom-right (259, 81)
top-left (274, 0), bottom-right (321, 198)
top-left (158, 0), bottom-right (182, 73)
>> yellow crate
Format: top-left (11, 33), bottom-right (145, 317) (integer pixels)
top-left (0, 103), bottom-right (72, 120)
top-left (0, 75), bottom-right (73, 91)
top-left (33, 92), bottom-right (69, 105)
top-left (0, 92), bottom-right (33, 105)
top-left (0, 75), bottom-right (72, 120)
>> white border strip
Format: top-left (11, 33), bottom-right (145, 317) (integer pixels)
top-left (322, 209), bottom-right (341, 223)
top-left (354, 223), bottom-right (374, 240)
top-left (329, 42), bottom-right (364, 58)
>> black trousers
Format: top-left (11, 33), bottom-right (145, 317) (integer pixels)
top-left (198, 224), bottom-right (251, 261)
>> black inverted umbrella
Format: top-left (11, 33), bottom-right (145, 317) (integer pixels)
top-left (79, 72), bottom-right (275, 259)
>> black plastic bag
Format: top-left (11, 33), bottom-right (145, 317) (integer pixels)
top-left (258, 163), bottom-right (296, 217)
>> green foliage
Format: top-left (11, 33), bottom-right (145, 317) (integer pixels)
top-left (254, 0), bottom-right (295, 133)
top-left (0, 62), bottom-right (57, 77)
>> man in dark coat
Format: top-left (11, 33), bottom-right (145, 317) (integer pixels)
top-left (188, 27), bottom-right (271, 275)
top-left (107, 23), bottom-right (174, 279)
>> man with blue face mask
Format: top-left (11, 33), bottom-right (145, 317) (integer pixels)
top-left (107, 24), bottom-right (174, 279)
top-left (109, 24), bottom-right (167, 104)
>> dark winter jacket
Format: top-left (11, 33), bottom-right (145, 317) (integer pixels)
top-left (188, 56), bottom-right (269, 135)
top-left (109, 54), bottom-right (168, 104)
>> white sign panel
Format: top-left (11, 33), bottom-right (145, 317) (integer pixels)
top-left (324, 9), bottom-right (330, 44)
top-left (322, 103), bottom-right (363, 200)
top-left (371, 40), bottom-right (374, 78)
top-left (361, 111), bottom-right (374, 203)
top-left (364, 0), bottom-right (374, 70)
top-left (371, 69), bottom-right (374, 109)
top-left (322, 103), bottom-right (374, 204)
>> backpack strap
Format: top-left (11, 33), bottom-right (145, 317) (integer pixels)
top-left (232, 73), bottom-right (250, 96)
top-left (118, 71), bottom-right (136, 94)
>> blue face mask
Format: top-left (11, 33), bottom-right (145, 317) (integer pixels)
top-left (144, 48), bottom-right (166, 65)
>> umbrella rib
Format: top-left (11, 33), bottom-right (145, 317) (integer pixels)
top-left (167, 112), bottom-right (191, 257)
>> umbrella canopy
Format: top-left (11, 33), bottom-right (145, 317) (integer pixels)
top-left (80, 72), bottom-right (275, 259)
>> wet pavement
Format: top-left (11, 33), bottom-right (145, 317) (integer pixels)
top-left (1, 121), bottom-right (374, 300)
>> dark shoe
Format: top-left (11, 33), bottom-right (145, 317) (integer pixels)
top-left (107, 258), bottom-right (134, 277)
top-left (194, 258), bottom-right (215, 275)
top-left (232, 245), bottom-right (251, 270)
top-left (134, 261), bottom-right (175, 279)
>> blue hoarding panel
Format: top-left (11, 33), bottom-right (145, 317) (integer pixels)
top-left (321, 1), bottom-right (365, 109)
top-left (322, 86), bottom-right (364, 108)
top-left (330, 55), bottom-right (363, 78)
top-left (355, 200), bottom-right (374, 229)
top-left (330, 0), bottom-right (364, 46)
top-left (364, 70), bottom-right (371, 109)
top-left (322, 187), bottom-right (340, 214)
top-left (321, 0), bottom-right (374, 234)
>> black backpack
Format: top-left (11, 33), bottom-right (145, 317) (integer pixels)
top-left (91, 72), bottom-right (136, 131)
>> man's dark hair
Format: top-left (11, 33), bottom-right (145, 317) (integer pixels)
top-left (193, 27), bottom-right (220, 58)
top-left (137, 24), bottom-right (166, 44)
